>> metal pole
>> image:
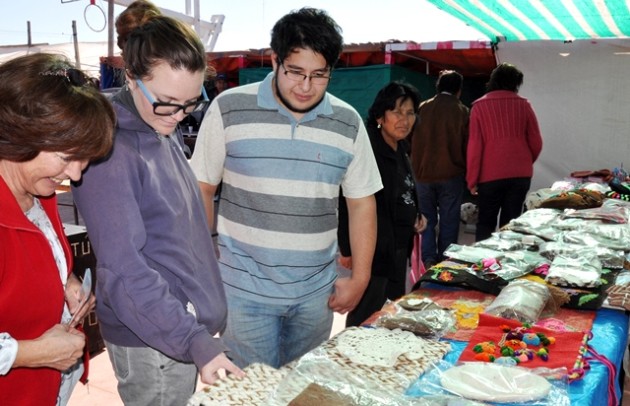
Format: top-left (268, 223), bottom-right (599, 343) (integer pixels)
top-left (108, 0), bottom-right (114, 57)
top-left (27, 21), bottom-right (32, 47)
top-left (72, 20), bottom-right (81, 69)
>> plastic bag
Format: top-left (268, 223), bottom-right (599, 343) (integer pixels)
top-left (545, 253), bottom-right (603, 288)
top-left (407, 233), bottom-right (425, 293)
top-left (443, 244), bottom-right (503, 265)
top-left (374, 299), bottom-right (456, 338)
top-left (484, 279), bottom-right (550, 324)
top-left (406, 360), bottom-right (570, 406)
top-left (267, 348), bottom-right (414, 405)
top-left (539, 241), bottom-right (625, 269)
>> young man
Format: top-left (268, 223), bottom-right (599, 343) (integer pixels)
top-left (411, 70), bottom-right (469, 267)
top-left (190, 7), bottom-right (382, 369)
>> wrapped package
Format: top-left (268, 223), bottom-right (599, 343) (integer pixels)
top-left (484, 279), bottom-right (550, 324)
top-left (545, 254), bottom-right (603, 288)
top-left (539, 241), bottom-right (625, 269)
top-left (374, 298), bottom-right (456, 338)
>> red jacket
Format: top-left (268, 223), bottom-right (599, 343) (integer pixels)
top-left (0, 176), bottom-right (72, 405)
top-left (466, 90), bottom-right (543, 190)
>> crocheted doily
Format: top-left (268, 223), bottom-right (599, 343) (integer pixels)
top-left (323, 327), bottom-right (451, 392)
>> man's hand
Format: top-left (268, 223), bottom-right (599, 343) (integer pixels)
top-left (328, 275), bottom-right (369, 314)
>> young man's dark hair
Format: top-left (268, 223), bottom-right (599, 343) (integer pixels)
top-left (270, 7), bottom-right (343, 69)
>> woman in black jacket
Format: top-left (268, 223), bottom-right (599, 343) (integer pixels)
top-left (338, 82), bottom-right (427, 327)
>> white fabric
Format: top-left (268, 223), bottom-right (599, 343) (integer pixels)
top-left (25, 198), bottom-right (71, 323)
top-left (335, 328), bottom-right (426, 367)
top-left (496, 39), bottom-right (630, 192)
top-left (0, 333), bottom-right (18, 375)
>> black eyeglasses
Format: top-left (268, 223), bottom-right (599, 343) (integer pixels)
top-left (280, 62), bottom-right (332, 85)
top-left (136, 79), bottom-right (210, 116)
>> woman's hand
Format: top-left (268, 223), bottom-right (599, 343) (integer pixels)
top-left (414, 214), bottom-right (428, 233)
top-left (338, 255), bottom-right (352, 270)
top-left (65, 273), bottom-right (96, 328)
top-left (199, 353), bottom-right (245, 385)
top-left (14, 324), bottom-right (85, 371)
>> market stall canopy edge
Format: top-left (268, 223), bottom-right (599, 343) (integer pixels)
top-left (427, 0), bottom-right (630, 41)
top-left (100, 39), bottom-right (497, 86)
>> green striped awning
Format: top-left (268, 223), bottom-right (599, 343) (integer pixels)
top-left (427, 0), bottom-right (630, 41)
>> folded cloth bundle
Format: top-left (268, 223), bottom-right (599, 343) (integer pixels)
top-left (539, 189), bottom-right (604, 210)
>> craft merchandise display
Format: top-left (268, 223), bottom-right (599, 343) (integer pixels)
top-left (187, 173), bottom-right (628, 406)
top-left (268, 327), bottom-right (451, 404)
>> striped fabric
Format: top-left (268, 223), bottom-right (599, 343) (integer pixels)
top-left (428, 0), bottom-right (630, 41)
top-left (191, 74), bottom-right (382, 304)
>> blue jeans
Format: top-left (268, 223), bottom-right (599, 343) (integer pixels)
top-left (416, 176), bottom-right (464, 265)
top-left (221, 286), bottom-right (334, 369)
top-left (105, 341), bottom-right (197, 406)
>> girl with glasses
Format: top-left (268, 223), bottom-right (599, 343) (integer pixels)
top-left (72, 7), bottom-right (243, 406)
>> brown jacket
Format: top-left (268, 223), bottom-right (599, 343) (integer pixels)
top-left (411, 92), bottom-right (469, 182)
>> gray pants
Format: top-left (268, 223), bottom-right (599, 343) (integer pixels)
top-left (105, 341), bottom-right (197, 406)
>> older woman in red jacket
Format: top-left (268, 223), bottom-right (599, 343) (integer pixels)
top-left (467, 63), bottom-right (543, 242)
top-left (0, 53), bottom-right (114, 405)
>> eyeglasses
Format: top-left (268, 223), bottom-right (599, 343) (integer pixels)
top-left (135, 79), bottom-right (209, 116)
top-left (280, 63), bottom-right (331, 85)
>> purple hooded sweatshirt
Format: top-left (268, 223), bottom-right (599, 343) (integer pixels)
top-left (72, 92), bottom-right (228, 370)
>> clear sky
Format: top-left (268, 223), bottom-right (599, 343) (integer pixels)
top-left (0, 0), bottom-right (487, 51)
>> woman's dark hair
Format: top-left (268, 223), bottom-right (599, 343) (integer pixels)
top-left (486, 63), bottom-right (524, 92)
top-left (115, 0), bottom-right (162, 53)
top-left (124, 15), bottom-right (211, 80)
top-left (270, 7), bottom-right (343, 69)
top-left (0, 53), bottom-right (115, 162)
top-left (366, 82), bottom-right (421, 130)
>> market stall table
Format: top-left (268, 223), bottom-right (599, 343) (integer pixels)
top-left (187, 298), bottom-right (628, 405)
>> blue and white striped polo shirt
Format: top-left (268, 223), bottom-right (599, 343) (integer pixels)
top-left (191, 72), bottom-right (382, 304)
